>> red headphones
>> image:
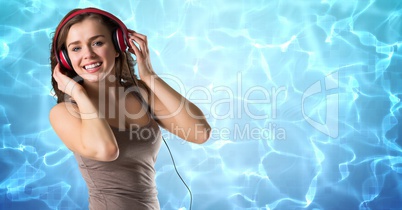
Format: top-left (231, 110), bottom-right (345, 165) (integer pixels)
top-left (53, 8), bottom-right (128, 70)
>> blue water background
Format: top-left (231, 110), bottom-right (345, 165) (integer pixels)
top-left (1, 0), bottom-right (402, 209)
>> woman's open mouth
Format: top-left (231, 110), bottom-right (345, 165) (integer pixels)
top-left (83, 62), bottom-right (102, 73)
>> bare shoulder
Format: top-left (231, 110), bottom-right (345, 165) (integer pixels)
top-left (49, 102), bottom-right (82, 133)
top-left (49, 102), bottom-right (83, 151)
top-left (49, 102), bottom-right (80, 121)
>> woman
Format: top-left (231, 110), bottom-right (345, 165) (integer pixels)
top-left (49, 7), bottom-right (210, 209)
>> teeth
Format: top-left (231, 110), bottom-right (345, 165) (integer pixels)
top-left (84, 62), bottom-right (101, 70)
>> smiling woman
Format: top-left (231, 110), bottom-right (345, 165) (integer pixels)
top-left (48, 7), bottom-right (210, 210)
top-left (2, 0), bottom-right (401, 209)
top-left (66, 19), bottom-right (119, 81)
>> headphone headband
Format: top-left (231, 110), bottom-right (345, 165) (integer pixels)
top-left (53, 8), bottom-right (129, 70)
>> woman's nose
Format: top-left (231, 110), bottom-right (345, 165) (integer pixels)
top-left (83, 46), bottom-right (96, 59)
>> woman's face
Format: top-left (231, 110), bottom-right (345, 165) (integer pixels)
top-left (65, 17), bottom-right (119, 83)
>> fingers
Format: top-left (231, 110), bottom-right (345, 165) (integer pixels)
top-left (53, 63), bottom-right (68, 84)
top-left (53, 63), bottom-right (62, 82)
top-left (131, 32), bottom-right (147, 42)
top-left (53, 63), bottom-right (75, 95)
top-left (128, 29), bottom-right (146, 40)
top-left (128, 40), bottom-right (141, 59)
top-left (127, 31), bottom-right (149, 55)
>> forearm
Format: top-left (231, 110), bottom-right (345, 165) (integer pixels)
top-left (143, 75), bottom-right (206, 121)
top-left (143, 75), bottom-right (211, 143)
top-left (73, 90), bottom-right (118, 160)
top-left (127, 31), bottom-right (210, 143)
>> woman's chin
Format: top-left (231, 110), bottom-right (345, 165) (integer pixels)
top-left (84, 73), bottom-right (109, 83)
top-left (79, 67), bottom-right (114, 84)
top-left (82, 75), bottom-right (101, 83)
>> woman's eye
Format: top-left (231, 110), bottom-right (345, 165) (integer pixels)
top-left (93, 41), bottom-right (103, 46)
top-left (71, 47), bottom-right (80, 52)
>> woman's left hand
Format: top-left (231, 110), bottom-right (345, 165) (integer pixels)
top-left (127, 31), bottom-right (210, 144)
top-left (127, 30), bottom-right (156, 82)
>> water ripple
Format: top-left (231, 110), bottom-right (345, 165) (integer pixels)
top-left (1, 0), bottom-right (402, 209)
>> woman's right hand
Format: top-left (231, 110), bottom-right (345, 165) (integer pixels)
top-left (50, 64), bottom-right (118, 161)
top-left (53, 64), bottom-right (85, 98)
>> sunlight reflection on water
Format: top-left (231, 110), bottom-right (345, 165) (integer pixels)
top-left (1, 0), bottom-right (402, 209)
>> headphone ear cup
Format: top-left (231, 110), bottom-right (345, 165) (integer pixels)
top-left (112, 28), bottom-right (127, 53)
top-left (58, 48), bottom-right (73, 70)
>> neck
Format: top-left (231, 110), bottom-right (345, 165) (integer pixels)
top-left (82, 75), bottom-right (122, 121)
top-left (84, 75), bottom-right (119, 96)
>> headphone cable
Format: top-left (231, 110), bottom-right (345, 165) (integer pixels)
top-left (127, 56), bottom-right (192, 210)
top-left (162, 136), bottom-right (193, 210)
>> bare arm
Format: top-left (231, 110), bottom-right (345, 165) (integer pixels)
top-left (128, 31), bottom-right (211, 143)
top-left (49, 64), bottom-right (119, 161)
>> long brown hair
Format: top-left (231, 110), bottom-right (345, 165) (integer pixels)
top-left (50, 9), bottom-right (139, 103)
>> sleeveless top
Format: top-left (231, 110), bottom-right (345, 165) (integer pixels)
top-left (74, 100), bottom-right (162, 210)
